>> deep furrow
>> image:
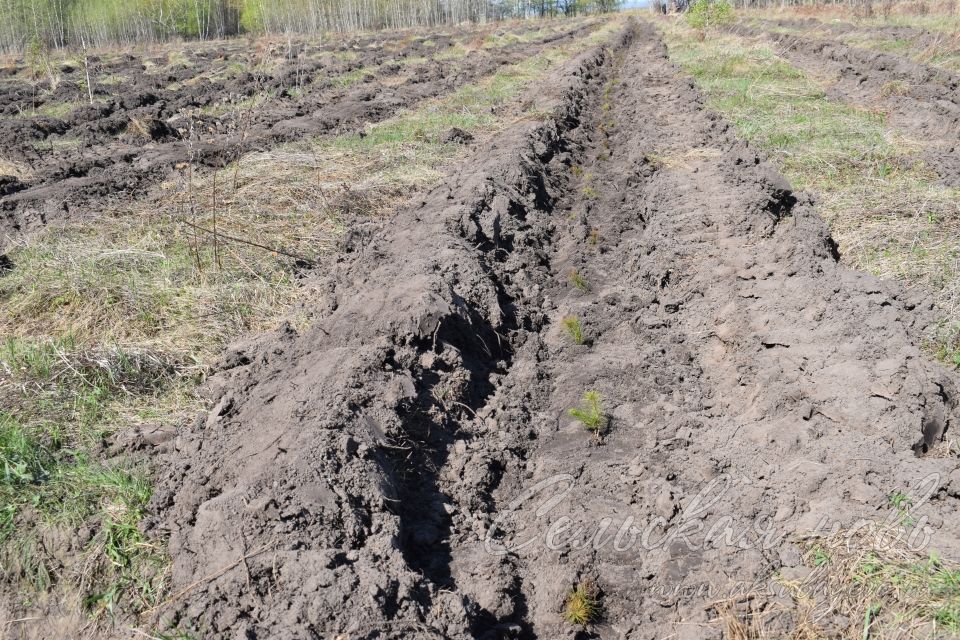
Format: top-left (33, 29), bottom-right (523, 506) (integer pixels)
top-left (483, 20), bottom-right (960, 638)
top-left (143, 30), bottom-right (629, 639)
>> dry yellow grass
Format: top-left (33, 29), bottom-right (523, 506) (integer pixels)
top-left (0, 157), bottom-right (33, 179)
top-left (711, 520), bottom-right (960, 639)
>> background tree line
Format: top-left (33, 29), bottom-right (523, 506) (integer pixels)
top-left (0, 0), bottom-right (622, 53)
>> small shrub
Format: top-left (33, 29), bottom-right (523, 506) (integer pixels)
top-left (561, 316), bottom-right (584, 344)
top-left (889, 490), bottom-right (912, 510)
top-left (569, 391), bottom-right (606, 435)
top-left (569, 268), bottom-right (589, 292)
top-left (563, 579), bottom-right (601, 626)
top-left (685, 0), bottom-right (735, 30)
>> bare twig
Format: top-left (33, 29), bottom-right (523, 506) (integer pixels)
top-left (140, 541), bottom-right (276, 618)
top-left (179, 219), bottom-right (315, 265)
top-left (212, 169), bottom-right (221, 269)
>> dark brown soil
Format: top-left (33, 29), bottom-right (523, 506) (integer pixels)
top-left (736, 22), bottom-right (960, 186)
top-left (0, 19), bottom-right (602, 244)
top-left (113, 19), bottom-right (960, 640)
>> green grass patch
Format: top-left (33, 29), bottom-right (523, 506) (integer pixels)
top-left (0, 335), bottom-right (183, 615)
top-left (753, 515), bottom-right (960, 637)
top-left (1, 336), bottom-right (180, 433)
top-left (331, 66), bottom-right (374, 88)
top-left (19, 100), bottom-right (80, 119)
top-left (0, 410), bottom-right (165, 609)
top-left (0, 216), bottom-right (284, 616)
top-left (663, 31), bottom-right (893, 190)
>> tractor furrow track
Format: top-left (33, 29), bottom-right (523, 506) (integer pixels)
top-left (143, 19), bottom-right (960, 640)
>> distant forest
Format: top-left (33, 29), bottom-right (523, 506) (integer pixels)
top-left (0, 0), bottom-right (623, 52)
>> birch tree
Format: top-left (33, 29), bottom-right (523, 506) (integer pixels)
top-left (0, 0), bottom-right (624, 53)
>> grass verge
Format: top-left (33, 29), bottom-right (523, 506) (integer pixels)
top-left (0, 336), bottom-right (193, 616)
top-left (659, 19), bottom-right (960, 364)
top-left (744, 13), bottom-right (960, 73)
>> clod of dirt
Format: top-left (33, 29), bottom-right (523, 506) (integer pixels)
top-left (0, 175), bottom-right (24, 196)
top-left (440, 126), bottom-right (475, 144)
top-left (124, 117), bottom-right (178, 143)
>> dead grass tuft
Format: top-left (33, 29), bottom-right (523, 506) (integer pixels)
top-left (647, 147), bottom-right (722, 170)
top-left (0, 215), bottom-right (299, 358)
top-left (0, 157), bottom-right (33, 180)
top-left (713, 597), bottom-right (775, 639)
top-left (709, 518), bottom-right (960, 639)
top-left (880, 79), bottom-right (911, 96)
top-left (794, 522), bottom-right (960, 638)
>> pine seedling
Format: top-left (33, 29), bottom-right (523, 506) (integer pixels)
top-left (568, 268), bottom-right (589, 292)
top-left (562, 579), bottom-right (600, 626)
top-left (562, 316), bottom-right (584, 345)
top-left (569, 390), bottom-right (606, 437)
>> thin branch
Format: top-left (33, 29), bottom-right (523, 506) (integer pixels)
top-left (140, 541), bottom-right (276, 618)
top-left (179, 219), bottom-right (315, 265)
